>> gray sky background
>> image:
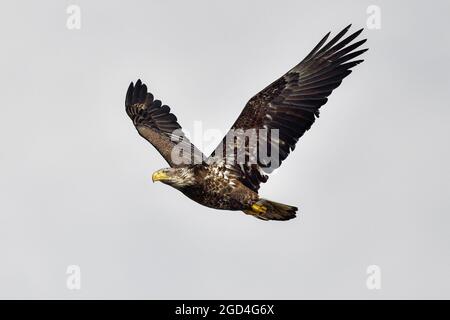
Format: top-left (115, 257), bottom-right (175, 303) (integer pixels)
top-left (0, 0), bottom-right (449, 299)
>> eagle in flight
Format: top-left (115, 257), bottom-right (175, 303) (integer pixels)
top-left (126, 25), bottom-right (367, 221)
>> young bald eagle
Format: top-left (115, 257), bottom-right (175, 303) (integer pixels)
top-left (126, 25), bottom-right (367, 221)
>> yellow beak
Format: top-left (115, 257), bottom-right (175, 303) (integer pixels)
top-left (152, 170), bottom-right (169, 183)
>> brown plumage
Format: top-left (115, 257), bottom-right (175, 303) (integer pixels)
top-left (125, 25), bottom-right (367, 221)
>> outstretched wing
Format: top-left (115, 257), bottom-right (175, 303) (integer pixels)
top-left (126, 79), bottom-right (204, 167)
top-left (209, 25), bottom-right (368, 191)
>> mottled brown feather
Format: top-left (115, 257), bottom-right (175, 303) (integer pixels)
top-left (125, 79), bottom-right (204, 167)
top-left (209, 25), bottom-right (367, 192)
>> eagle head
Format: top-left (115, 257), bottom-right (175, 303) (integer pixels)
top-left (152, 167), bottom-right (196, 189)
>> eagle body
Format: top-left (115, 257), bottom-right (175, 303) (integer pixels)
top-left (126, 25), bottom-right (367, 221)
top-left (178, 163), bottom-right (259, 211)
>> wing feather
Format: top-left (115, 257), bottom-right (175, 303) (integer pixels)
top-left (209, 25), bottom-right (367, 191)
top-left (126, 80), bottom-right (204, 167)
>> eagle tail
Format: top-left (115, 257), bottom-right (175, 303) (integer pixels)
top-left (243, 199), bottom-right (298, 221)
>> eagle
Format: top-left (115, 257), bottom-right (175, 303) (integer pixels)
top-left (125, 25), bottom-right (367, 221)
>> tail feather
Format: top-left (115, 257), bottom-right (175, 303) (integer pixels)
top-left (243, 199), bottom-right (298, 221)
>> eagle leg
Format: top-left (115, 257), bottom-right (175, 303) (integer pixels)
top-left (251, 203), bottom-right (268, 214)
top-left (243, 199), bottom-right (298, 221)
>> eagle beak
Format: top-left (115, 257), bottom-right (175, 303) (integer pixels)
top-left (152, 170), bottom-right (169, 183)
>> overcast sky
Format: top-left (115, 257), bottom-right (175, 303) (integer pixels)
top-left (0, 0), bottom-right (449, 299)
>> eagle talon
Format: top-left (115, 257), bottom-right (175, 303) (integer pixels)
top-left (251, 203), bottom-right (267, 214)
